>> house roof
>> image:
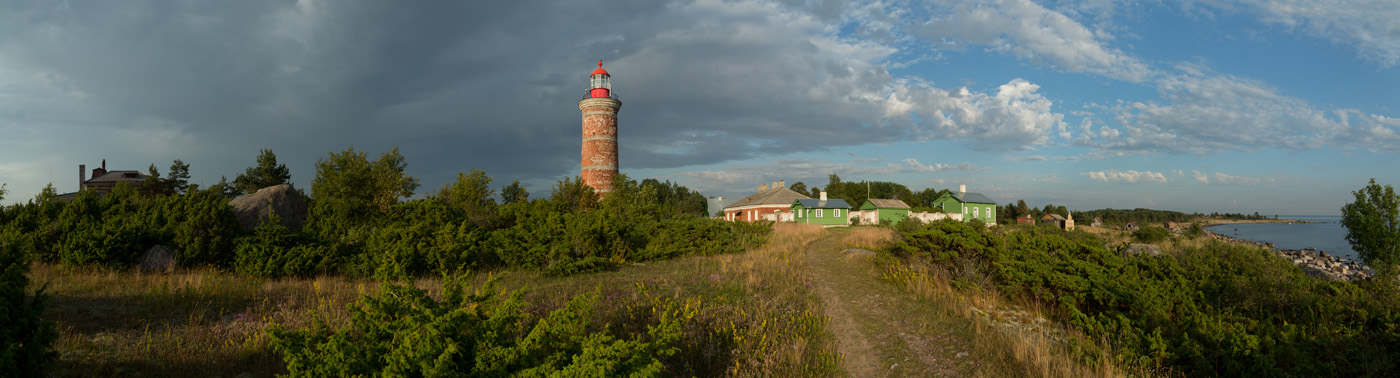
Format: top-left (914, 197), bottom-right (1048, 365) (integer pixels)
top-left (864, 198), bottom-right (910, 209)
top-left (949, 191), bottom-right (996, 205)
top-left (85, 170), bottom-right (147, 184)
top-left (724, 187), bottom-right (811, 209)
top-left (793, 198), bottom-right (852, 209)
top-left (707, 197), bottom-right (741, 215)
top-left (1042, 214), bottom-right (1065, 221)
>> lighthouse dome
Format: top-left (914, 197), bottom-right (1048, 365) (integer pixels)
top-left (591, 60), bottom-right (609, 76)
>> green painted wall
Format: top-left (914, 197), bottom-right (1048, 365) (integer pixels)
top-left (859, 201), bottom-right (910, 224)
top-left (791, 203), bottom-right (850, 226)
top-left (932, 194), bottom-right (996, 223)
top-left (964, 203), bottom-right (995, 223)
top-left (933, 196), bottom-right (963, 214)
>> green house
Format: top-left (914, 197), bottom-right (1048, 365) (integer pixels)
top-left (932, 189), bottom-right (997, 224)
top-left (791, 197), bottom-right (852, 226)
top-left (859, 199), bottom-right (911, 224)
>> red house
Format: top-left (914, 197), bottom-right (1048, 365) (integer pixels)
top-left (723, 181), bottom-right (810, 223)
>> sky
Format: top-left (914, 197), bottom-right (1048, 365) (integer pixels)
top-left (1, 0), bottom-right (1397, 215)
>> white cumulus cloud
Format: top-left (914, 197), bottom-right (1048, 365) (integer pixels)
top-left (903, 158), bottom-right (989, 173)
top-left (1193, 171), bottom-right (1275, 186)
top-left (1084, 169), bottom-right (1168, 183)
top-left (912, 0), bottom-right (1156, 82)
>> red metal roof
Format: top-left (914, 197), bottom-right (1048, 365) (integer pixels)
top-left (591, 60), bottom-right (609, 76)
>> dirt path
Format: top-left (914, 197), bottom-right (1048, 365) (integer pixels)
top-left (806, 229), bottom-right (980, 377)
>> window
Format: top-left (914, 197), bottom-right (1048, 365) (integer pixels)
top-left (817, 209), bottom-right (824, 217)
top-left (835, 209), bottom-right (842, 217)
top-left (973, 207), bottom-right (979, 218)
top-left (797, 209), bottom-right (803, 218)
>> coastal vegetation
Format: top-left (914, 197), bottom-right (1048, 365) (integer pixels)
top-left (880, 219), bottom-right (1400, 376)
top-left (4, 153), bottom-right (1399, 376)
top-left (0, 147), bottom-right (793, 376)
top-left (1341, 178), bottom-right (1400, 278)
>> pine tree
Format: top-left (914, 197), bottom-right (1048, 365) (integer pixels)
top-left (234, 149), bottom-right (292, 195)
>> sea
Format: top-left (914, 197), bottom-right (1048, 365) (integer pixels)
top-left (1203, 215), bottom-right (1359, 262)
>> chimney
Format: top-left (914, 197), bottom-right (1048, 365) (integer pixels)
top-left (959, 184), bottom-right (966, 193)
top-left (758, 184), bottom-right (767, 192)
top-left (772, 181), bottom-right (779, 191)
top-left (102, 159), bottom-right (106, 171)
top-left (820, 191), bottom-right (827, 201)
top-left (778, 180), bottom-right (785, 189)
top-left (79, 164), bottom-right (86, 190)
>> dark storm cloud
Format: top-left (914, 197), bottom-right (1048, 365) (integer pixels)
top-left (0, 0), bottom-right (1068, 199)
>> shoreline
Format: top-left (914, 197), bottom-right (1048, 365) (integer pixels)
top-left (1197, 218), bottom-right (1320, 226)
top-left (1203, 229), bottom-right (1371, 282)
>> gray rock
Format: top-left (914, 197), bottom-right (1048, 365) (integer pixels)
top-left (1122, 244), bottom-right (1163, 257)
top-left (139, 245), bottom-right (176, 273)
top-left (229, 184), bottom-right (308, 231)
top-left (1301, 265), bottom-right (1346, 282)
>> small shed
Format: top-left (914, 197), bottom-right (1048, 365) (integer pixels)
top-left (859, 199), bottom-right (912, 224)
top-left (791, 194), bottom-right (852, 227)
top-left (1016, 215), bottom-right (1034, 225)
top-left (1091, 217), bottom-right (1103, 227)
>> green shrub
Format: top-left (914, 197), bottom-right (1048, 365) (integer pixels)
top-left (233, 220), bottom-right (342, 278)
top-left (1132, 226), bottom-right (1171, 243)
top-left (268, 276), bottom-right (688, 377)
top-left (0, 226), bottom-right (57, 376)
top-left (884, 222), bottom-right (1400, 376)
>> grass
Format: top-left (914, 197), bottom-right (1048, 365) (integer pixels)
top-left (844, 226), bottom-right (1150, 378)
top-left (31, 264), bottom-right (371, 377)
top-left (30, 222), bottom-right (842, 377)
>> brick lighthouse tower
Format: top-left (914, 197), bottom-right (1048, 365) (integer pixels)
top-left (579, 60), bottom-right (621, 194)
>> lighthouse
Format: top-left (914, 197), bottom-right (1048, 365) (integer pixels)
top-left (579, 60), bottom-right (621, 194)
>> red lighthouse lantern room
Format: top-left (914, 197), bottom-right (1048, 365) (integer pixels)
top-left (588, 60), bottom-right (611, 99)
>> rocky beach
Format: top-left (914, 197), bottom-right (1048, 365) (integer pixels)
top-left (1206, 230), bottom-right (1372, 281)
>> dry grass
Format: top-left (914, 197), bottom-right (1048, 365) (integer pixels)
top-left (861, 233), bottom-right (1152, 378)
top-left (30, 223), bottom-right (843, 378)
top-left (31, 264), bottom-right (378, 377)
top-left (839, 226), bottom-right (895, 250)
top-left (713, 222), bottom-right (839, 376)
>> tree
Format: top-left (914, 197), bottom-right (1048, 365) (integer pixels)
top-left (208, 176), bottom-right (241, 198)
top-left (142, 164), bottom-right (171, 197)
top-left (234, 149), bottom-right (292, 194)
top-left (501, 180), bottom-right (528, 205)
top-left (34, 183), bottom-right (58, 205)
top-left (1340, 178), bottom-right (1400, 276)
top-left (551, 176), bottom-right (596, 211)
top-left (435, 169), bottom-right (496, 225)
top-left (311, 146), bottom-right (420, 214)
top-left (167, 159), bottom-right (191, 195)
top-left (824, 174), bottom-right (843, 199)
top-left (0, 183), bottom-right (7, 202)
top-left (789, 181), bottom-right (808, 195)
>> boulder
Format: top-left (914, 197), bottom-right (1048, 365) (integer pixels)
top-left (1301, 265), bottom-right (1346, 282)
top-left (1120, 244), bottom-right (1163, 257)
top-left (229, 184), bottom-right (308, 231)
top-left (139, 245), bottom-right (176, 273)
